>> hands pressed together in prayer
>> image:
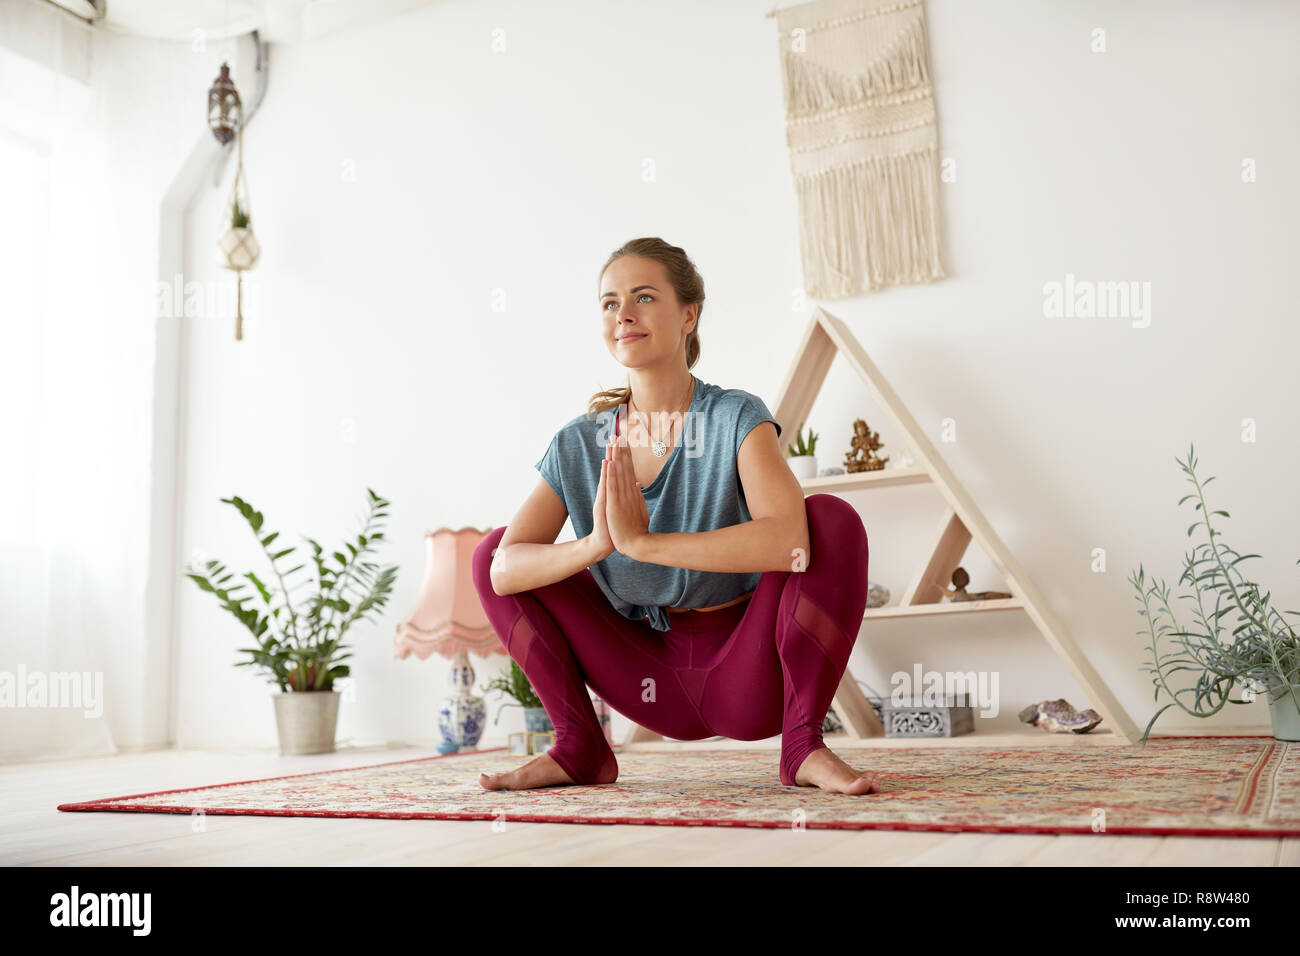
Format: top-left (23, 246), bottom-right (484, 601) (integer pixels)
top-left (590, 430), bottom-right (650, 563)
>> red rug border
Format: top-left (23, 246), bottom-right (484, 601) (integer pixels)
top-left (56, 745), bottom-right (511, 810)
top-left (55, 734), bottom-right (1295, 838)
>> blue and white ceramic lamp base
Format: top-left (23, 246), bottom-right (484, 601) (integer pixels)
top-left (436, 648), bottom-right (486, 754)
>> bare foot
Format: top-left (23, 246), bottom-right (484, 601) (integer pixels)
top-left (478, 751), bottom-right (577, 791)
top-left (792, 747), bottom-right (883, 795)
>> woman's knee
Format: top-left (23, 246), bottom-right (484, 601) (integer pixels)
top-left (471, 526), bottom-right (508, 598)
top-left (805, 494), bottom-right (867, 556)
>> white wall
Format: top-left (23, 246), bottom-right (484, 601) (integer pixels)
top-left (171, 0), bottom-right (1300, 751)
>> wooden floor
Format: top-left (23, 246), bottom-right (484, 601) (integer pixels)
top-left (4, 731), bottom-right (1296, 866)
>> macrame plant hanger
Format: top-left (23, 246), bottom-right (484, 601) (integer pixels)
top-left (217, 123), bottom-right (260, 340)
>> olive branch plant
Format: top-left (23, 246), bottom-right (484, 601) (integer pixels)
top-left (1129, 444), bottom-right (1300, 744)
top-left (185, 488), bottom-right (399, 693)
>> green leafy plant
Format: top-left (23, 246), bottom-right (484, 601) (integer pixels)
top-left (1129, 444), bottom-right (1300, 743)
top-left (185, 488), bottom-right (399, 693)
top-left (231, 197), bottom-right (250, 229)
top-left (480, 658), bottom-right (542, 724)
top-left (787, 422), bottom-right (818, 457)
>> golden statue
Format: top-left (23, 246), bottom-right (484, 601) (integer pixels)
top-left (843, 418), bottom-right (889, 473)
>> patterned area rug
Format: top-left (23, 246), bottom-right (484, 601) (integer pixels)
top-left (57, 736), bottom-right (1298, 836)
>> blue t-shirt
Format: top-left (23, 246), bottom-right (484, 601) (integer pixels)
top-left (534, 375), bottom-right (783, 631)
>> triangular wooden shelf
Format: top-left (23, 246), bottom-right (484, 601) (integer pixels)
top-left (623, 307), bottom-right (1140, 749)
top-left (778, 307), bottom-right (1139, 745)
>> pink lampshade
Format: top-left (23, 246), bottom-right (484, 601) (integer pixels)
top-left (394, 527), bottom-right (505, 661)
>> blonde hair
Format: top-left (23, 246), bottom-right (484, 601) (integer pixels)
top-left (586, 237), bottom-right (704, 422)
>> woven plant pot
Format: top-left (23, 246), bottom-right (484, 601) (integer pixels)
top-left (217, 226), bottom-right (260, 271)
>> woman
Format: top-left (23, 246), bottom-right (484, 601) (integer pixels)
top-left (471, 237), bottom-right (879, 795)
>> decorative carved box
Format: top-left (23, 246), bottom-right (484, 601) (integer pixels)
top-left (881, 694), bottom-right (974, 738)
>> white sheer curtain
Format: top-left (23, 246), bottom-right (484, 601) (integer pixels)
top-left (0, 3), bottom-right (140, 762)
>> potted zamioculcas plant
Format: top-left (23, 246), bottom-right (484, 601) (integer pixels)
top-left (185, 488), bottom-right (399, 755)
top-left (786, 422), bottom-right (819, 479)
top-left (1130, 445), bottom-right (1300, 743)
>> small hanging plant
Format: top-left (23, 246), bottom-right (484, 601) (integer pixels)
top-left (230, 196), bottom-right (250, 230)
top-left (216, 124), bottom-right (260, 340)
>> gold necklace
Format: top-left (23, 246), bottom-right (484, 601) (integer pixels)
top-left (630, 374), bottom-right (694, 458)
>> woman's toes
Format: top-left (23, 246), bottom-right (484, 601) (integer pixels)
top-left (856, 772), bottom-right (883, 794)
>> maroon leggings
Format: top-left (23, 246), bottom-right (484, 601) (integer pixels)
top-left (470, 493), bottom-right (869, 786)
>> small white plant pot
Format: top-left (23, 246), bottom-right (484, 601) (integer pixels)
top-left (787, 455), bottom-right (818, 479)
top-left (1268, 683), bottom-right (1300, 742)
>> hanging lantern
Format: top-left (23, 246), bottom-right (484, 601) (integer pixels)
top-left (207, 62), bottom-right (241, 145)
top-left (217, 125), bottom-right (260, 340)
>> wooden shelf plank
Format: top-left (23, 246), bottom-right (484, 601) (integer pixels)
top-left (863, 597), bottom-right (1024, 619)
top-left (798, 466), bottom-right (931, 491)
top-left (900, 507), bottom-right (970, 606)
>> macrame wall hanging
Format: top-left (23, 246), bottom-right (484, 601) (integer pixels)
top-left (770, 0), bottom-right (945, 299)
top-left (216, 124), bottom-right (261, 340)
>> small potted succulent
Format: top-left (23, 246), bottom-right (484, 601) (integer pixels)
top-left (1130, 444), bottom-right (1300, 743)
top-left (786, 422), bottom-right (819, 479)
top-left (481, 658), bottom-right (552, 732)
top-left (185, 488), bottom-right (399, 755)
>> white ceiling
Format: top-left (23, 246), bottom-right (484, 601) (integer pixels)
top-left (67, 0), bottom-right (437, 43)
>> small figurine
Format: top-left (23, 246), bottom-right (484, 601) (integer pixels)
top-left (945, 567), bottom-right (1012, 602)
top-left (843, 418), bottom-right (889, 473)
top-left (1018, 698), bottom-right (1103, 733)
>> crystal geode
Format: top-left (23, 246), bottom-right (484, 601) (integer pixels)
top-left (1018, 698), bottom-right (1103, 733)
